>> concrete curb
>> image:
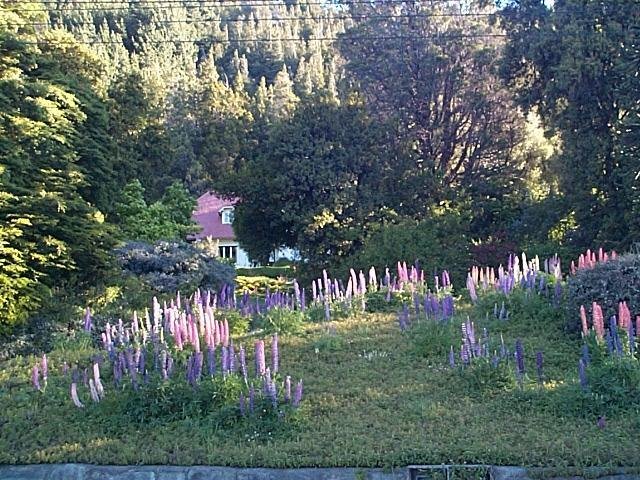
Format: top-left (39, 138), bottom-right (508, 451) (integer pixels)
top-left (0, 465), bottom-right (638, 480)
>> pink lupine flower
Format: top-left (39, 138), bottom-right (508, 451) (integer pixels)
top-left (41, 354), bottom-right (48, 385)
top-left (32, 364), bottom-right (41, 391)
top-left (618, 301), bottom-right (631, 329)
top-left (292, 380), bottom-right (303, 407)
top-left (71, 383), bottom-right (84, 408)
top-left (592, 302), bottom-right (605, 340)
top-left (255, 340), bottom-right (266, 376)
top-left (580, 305), bottom-right (588, 336)
top-left (271, 334), bottom-right (279, 373)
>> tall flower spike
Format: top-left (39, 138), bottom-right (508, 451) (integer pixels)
top-left (285, 376), bottom-right (292, 403)
top-left (271, 334), bottom-right (279, 373)
top-left (32, 364), bottom-right (41, 391)
top-left (255, 340), bottom-right (266, 376)
top-left (293, 380), bottom-right (303, 407)
top-left (580, 305), bottom-right (588, 336)
top-left (41, 354), bottom-right (48, 386)
top-left (71, 383), bottom-right (84, 408)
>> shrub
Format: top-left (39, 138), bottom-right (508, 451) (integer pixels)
top-left (216, 309), bottom-right (251, 336)
top-left (565, 254), bottom-right (640, 333)
top-left (236, 275), bottom-right (289, 295)
top-left (355, 213), bottom-right (471, 289)
top-left (115, 241), bottom-right (236, 293)
top-left (236, 266), bottom-right (293, 279)
top-left (255, 307), bottom-right (305, 334)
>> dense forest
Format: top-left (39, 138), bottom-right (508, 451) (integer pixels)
top-left (0, 0), bottom-right (638, 330)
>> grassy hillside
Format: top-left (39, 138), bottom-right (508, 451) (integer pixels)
top-left (1, 288), bottom-right (639, 468)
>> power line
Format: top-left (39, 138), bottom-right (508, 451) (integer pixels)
top-left (6, 11), bottom-right (497, 27)
top-left (18, 32), bottom-right (507, 45)
top-left (9, 0), bottom-right (488, 12)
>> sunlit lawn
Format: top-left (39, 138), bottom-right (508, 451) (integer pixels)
top-left (1, 297), bottom-right (639, 468)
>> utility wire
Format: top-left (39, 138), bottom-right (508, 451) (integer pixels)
top-left (6, 11), bottom-right (497, 27)
top-left (18, 32), bottom-right (507, 44)
top-left (9, 0), bottom-right (490, 12)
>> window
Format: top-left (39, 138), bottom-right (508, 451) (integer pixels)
top-left (218, 245), bottom-right (237, 261)
top-left (221, 208), bottom-right (234, 225)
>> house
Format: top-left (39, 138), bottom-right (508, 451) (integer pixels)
top-left (191, 192), bottom-right (252, 267)
top-left (192, 191), bottom-right (301, 267)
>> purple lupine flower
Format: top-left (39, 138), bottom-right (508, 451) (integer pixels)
top-left (292, 380), bottom-right (303, 407)
top-left (125, 348), bottom-right (138, 389)
top-left (207, 346), bottom-right (216, 376)
top-left (249, 385), bottom-right (255, 413)
top-left (448, 346), bottom-right (456, 368)
top-left (605, 329), bottom-right (614, 354)
top-left (535, 351), bottom-right (544, 385)
top-left (581, 343), bottom-right (590, 366)
top-left (268, 378), bottom-right (278, 409)
top-left (239, 346), bottom-right (247, 383)
top-left (229, 343), bottom-right (237, 373)
top-left (610, 316), bottom-right (622, 356)
top-left (514, 340), bottom-right (525, 385)
top-left (166, 353), bottom-right (174, 378)
top-left (195, 351), bottom-right (204, 380)
top-left (398, 304), bottom-right (409, 331)
top-left (83, 307), bottom-right (92, 332)
top-left (221, 346), bottom-right (229, 376)
top-left (553, 281), bottom-right (563, 306)
top-left (32, 364), bottom-right (41, 391)
top-left (138, 349), bottom-right (146, 381)
top-left (285, 375), bottom-right (292, 403)
top-left (255, 340), bottom-right (266, 376)
top-left (113, 358), bottom-right (122, 385)
top-left (460, 344), bottom-right (470, 365)
top-left (578, 359), bottom-right (588, 389)
top-left (239, 392), bottom-right (246, 417)
top-left (271, 334), bottom-right (279, 373)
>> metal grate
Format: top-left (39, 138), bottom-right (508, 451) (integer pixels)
top-left (409, 465), bottom-right (491, 480)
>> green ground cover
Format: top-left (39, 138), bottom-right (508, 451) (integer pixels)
top-left (1, 288), bottom-right (639, 468)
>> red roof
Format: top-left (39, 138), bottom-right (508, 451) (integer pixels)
top-left (191, 192), bottom-right (237, 240)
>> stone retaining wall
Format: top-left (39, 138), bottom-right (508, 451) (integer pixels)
top-left (0, 465), bottom-right (638, 480)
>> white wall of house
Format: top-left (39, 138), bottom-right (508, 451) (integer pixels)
top-left (270, 247), bottom-right (301, 263)
top-left (217, 239), bottom-right (251, 268)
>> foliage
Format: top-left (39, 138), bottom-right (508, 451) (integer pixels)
top-left (254, 307), bottom-right (305, 334)
top-left (356, 211), bottom-right (472, 288)
top-left (500, 0), bottom-right (640, 250)
top-left (115, 241), bottom-right (236, 293)
top-left (221, 101), bottom-right (392, 267)
top-left (236, 276), bottom-right (289, 295)
top-left (565, 254), bottom-right (640, 333)
top-left (236, 266), bottom-right (293, 279)
top-left (4, 294), bottom-right (640, 467)
top-left (339, 1), bottom-right (531, 210)
top-left (215, 309), bottom-right (251, 336)
top-left (0, 17), bottom-right (116, 329)
top-left (115, 180), bottom-right (199, 242)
